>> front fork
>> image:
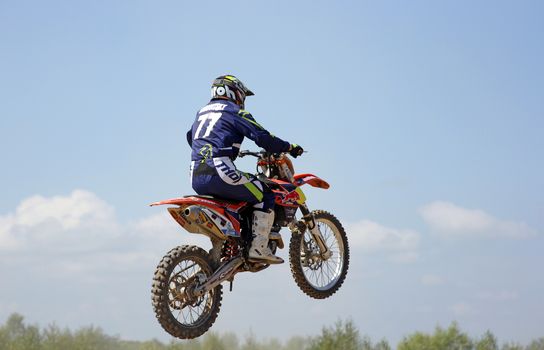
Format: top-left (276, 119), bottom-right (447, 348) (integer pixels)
top-left (298, 204), bottom-right (332, 260)
top-left (278, 161), bottom-right (330, 260)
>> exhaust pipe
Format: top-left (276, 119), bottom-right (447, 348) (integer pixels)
top-left (181, 205), bottom-right (231, 240)
top-left (183, 205), bottom-right (202, 222)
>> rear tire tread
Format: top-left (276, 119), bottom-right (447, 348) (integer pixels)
top-left (151, 245), bottom-right (223, 339)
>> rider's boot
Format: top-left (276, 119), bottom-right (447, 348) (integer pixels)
top-left (248, 210), bottom-right (284, 264)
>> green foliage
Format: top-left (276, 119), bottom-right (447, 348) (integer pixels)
top-left (42, 323), bottom-right (77, 350)
top-left (501, 343), bottom-right (525, 350)
top-left (284, 335), bottom-right (310, 350)
top-left (1, 313), bottom-right (42, 350)
top-left (201, 331), bottom-right (227, 350)
top-left (309, 319), bottom-right (361, 350)
top-left (308, 319), bottom-right (391, 350)
top-left (475, 331), bottom-right (499, 350)
top-left (74, 325), bottom-right (120, 350)
top-left (374, 338), bottom-right (392, 350)
top-left (398, 322), bottom-right (475, 350)
top-left (0, 313), bottom-right (542, 350)
top-left (500, 338), bottom-right (544, 350)
top-left (526, 338), bottom-right (544, 350)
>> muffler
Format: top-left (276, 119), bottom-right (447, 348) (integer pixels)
top-left (183, 205), bottom-right (203, 222)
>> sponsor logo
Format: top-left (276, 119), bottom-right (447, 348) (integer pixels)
top-left (199, 103), bottom-right (226, 114)
top-left (174, 213), bottom-right (187, 226)
top-left (281, 190), bottom-right (300, 205)
top-left (215, 160), bottom-right (242, 183)
top-left (212, 85), bottom-right (236, 100)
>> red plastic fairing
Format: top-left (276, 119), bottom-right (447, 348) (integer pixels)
top-left (269, 178), bottom-right (291, 185)
top-left (150, 196), bottom-right (246, 235)
top-left (150, 196), bottom-right (247, 213)
top-left (273, 189), bottom-right (299, 207)
top-left (224, 212), bottom-right (241, 233)
top-left (293, 173), bottom-right (330, 189)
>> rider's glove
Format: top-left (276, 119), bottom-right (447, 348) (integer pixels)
top-left (289, 144), bottom-right (304, 158)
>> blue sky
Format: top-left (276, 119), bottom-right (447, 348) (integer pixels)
top-left (1, 0), bottom-right (543, 346)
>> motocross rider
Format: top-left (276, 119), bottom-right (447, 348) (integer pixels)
top-left (187, 75), bottom-right (303, 264)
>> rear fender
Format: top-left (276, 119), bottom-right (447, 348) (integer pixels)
top-left (150, 196), bottom-right (243, 239)
top-left (150, 196), bottom-right (246, 213)
top-left (293, 173), bottom-right (330, 189)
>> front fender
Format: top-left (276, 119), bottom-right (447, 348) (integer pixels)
top-left (293, 173), bottom-right (330, 189)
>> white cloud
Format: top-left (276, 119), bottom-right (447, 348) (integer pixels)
top-left (0, 190), bottom-right (121, 252)
top-left (420, 201), bottom-right (537, 239)
top-left (0, 189), bottom-right (207, 271)
top-left (129, 211), bottom-right (211, 248)
top-left (0, 215), bottom-right (18, 249)
top-left (346, 220), bottom-right (420, 263)
top-left (14, 190), bottom-right (115, 230)
top-left (0, 190), bottom-right (423, 269)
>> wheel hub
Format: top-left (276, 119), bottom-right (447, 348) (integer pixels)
top-left (301, 239), bottom-right (324, 270)
top-left (168, 272), bottom-right (207, 309)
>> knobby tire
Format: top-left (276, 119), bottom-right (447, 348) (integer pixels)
top-left (151, 245), bottom-right (223, 339)
top-left (289, 210), bottom-right (350, 299)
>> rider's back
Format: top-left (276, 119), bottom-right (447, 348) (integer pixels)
top-left (187, 99), bottom-right (290, 163)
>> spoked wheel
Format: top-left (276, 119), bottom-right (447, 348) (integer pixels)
top-left (289, 210), bottom-right (349, 299)
top-left (151, 245), bottom-right (222, 339)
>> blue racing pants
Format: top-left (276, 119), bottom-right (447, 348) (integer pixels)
top-left (190, 157), bottom-right (275, 211)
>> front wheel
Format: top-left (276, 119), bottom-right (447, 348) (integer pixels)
top-left (151, 245), bottom-right (222, 339)
top-left (289, 210), bottom-right (349, 299)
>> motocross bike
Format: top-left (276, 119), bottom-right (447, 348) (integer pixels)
top-left (150, 150), bottom-right (349, 339)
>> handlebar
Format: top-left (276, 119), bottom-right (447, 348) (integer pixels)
top-left (238, 149), bottom-right (307, 158)
top-left (238, 150), bottom-right (266, 158)
top-left (240, 149), bottom-right (303, 182)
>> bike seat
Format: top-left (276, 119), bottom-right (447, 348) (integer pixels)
top-left (185, 195), bottom-right (247, 207)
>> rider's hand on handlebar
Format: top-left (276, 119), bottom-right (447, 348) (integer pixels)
top-left (289, 144), bottom-right (304, 158)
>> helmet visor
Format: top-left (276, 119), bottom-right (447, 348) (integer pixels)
top-left (220, 75), bottom-right (254, 96)
top-left (238, 81), bottom-right (254, 96)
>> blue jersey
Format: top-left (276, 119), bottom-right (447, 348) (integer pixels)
top-left (187, 99), bottom-right (290, 162)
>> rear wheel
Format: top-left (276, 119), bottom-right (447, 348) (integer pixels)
top-left (289, 210), bottom-right (349, 299)
top-left (151, 245), bottom-right (222, 339)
